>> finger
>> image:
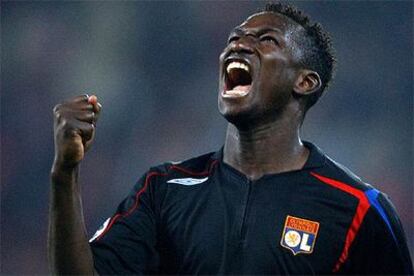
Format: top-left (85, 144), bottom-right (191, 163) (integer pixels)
top-left (84, 130), bottom-right (96, 150)
top-left (88, 95), bottom-right (97, 105)
top-left (56, 107), bottom-right (99, 129)
top-left (60, 101), bottom-right (95, 112)
top-left (63, 94), bottom-right (89, 104)
top-left (58, 107), bottom-right (95, 121)
top-left (70, 119), bottom-right (95, 144)
top-left (93, 102), bottom-right (102, 121)
top-left (80, 123), bottom-right (95, 145)
top-left (59, 118), bottom-right (95, 148)
top-left (75, 111), bottom-right (96, 124)
top-left (88, 95), bottom-right (102, 114)
top-left (76, 98), bottom-right (101, 123)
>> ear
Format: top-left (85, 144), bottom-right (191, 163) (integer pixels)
top-left (293, 70), bottom-right (322, 96)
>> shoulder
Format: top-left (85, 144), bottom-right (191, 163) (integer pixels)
top-left (302, 141), bottom-right (374, 194)
top-left (148, 150), bottom-right (219, 175)
top-left (124, 151), bottom-right (220, 214)
top-left (306, 142), bottom-right (396, 228)
top-left (308, 144), bottom-right (413, 272)
top-left (144, 150), bottom-right (220, 182)
top-left (308, 143), bottom-right (403, 241)
top-left (310, 148), bottom-right (373, 193)
top-left (308, 143), bottom-right (392, 212)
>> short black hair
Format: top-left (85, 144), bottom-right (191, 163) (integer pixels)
top-left (261, 2), bottom-right (336, 110)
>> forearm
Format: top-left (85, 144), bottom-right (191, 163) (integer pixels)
top-left (48, 165), bottom-right (95, 275)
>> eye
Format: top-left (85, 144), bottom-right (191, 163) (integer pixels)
top-left (227, 35), bottom-right (240, 44)
top-left (260, 35), bottom-right (278, 45)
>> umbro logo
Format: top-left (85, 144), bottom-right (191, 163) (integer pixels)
top-left (167, 177), bottom-right (209, 186)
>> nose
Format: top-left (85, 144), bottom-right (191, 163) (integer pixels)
top-left (229, 36), bottom-right (255, 55)
top-left (219, 35), bottom-right (255, 63)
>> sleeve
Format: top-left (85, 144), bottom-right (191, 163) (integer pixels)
top-left (89, 171), bottom-right (162, 275)
top-left (339, 190), bottom-right (413, 275)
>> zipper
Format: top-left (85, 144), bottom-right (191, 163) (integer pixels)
top-left (239, 178), bottom-right (252, 240)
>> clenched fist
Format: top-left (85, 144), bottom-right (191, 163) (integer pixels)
top-left (52, 94), bottom-right (102, 171)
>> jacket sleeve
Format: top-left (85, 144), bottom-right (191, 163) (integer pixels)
top-left (89, 171), bottom-right (163, 275)
top-left (339, 190), bottom-right (413, 274)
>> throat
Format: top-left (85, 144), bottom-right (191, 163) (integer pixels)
top-left (223, 123), bottom-right (308, 180)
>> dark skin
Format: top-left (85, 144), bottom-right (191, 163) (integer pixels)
top-left (49, 94), bottom-right (101, 274)
top-left (219, 12), bottom-right (321, 180)
top-left (48, 12), bottom-right (321, 274)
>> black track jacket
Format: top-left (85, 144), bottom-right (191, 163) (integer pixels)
top-left (90, 142), bottom-right (413, 274)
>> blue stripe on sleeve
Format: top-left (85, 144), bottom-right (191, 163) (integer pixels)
top-left (364, 189), bottom-right (397, 242)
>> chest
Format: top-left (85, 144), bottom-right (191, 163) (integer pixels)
top-left (157, 174), bottom-right (357, 274)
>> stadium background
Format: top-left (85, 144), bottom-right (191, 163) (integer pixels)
top-left (1, 1), bottom-right (413, 273)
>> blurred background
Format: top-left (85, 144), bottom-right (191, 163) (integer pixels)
top-left (1, 1), bottom-right (412, 273)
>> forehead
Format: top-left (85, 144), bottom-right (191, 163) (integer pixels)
top-left (237, 12), bottom-right (298, 33)
top-left (235, 12), bottom-right (305, 61)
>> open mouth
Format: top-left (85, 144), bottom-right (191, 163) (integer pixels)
top-left (223, 59), bottom-right (253, 98)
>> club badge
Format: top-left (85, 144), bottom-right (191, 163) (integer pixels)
top-left (280, 215), bottom-right (320, 255)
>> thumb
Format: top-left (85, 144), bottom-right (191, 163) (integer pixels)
top-left (88, 95), bottom-right (101, 113)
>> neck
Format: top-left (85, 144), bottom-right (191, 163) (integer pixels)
top-left (223, 115), bottom-right (308, 180)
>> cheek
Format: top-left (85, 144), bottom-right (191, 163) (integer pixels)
top-left (260, 53), bottom-right (289, 78)
top-left (257, 65), bottom-right (296, 109)
top-left (261, 55), bottom-right (296, 88)
top-left (219, 50), bottom-right (226, 63)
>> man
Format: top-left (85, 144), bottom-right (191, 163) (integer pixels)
top-left (48, 3), bottom-right (413, 275)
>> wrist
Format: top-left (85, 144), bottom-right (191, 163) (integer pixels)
top-left (50, 161), bottom-right (79, 186)
top-left (51, 156), bottom-right (79, 173)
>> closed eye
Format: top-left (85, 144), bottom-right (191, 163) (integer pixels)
top-left (260, 35), bottom-right (279, 45)
top-left (228, 35), bottom-right (240, 44)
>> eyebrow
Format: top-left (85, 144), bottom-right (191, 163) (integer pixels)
top-left (230, 26), bottom-right (283, 37)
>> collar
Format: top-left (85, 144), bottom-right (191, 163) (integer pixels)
top-left (301, 141), bottom-right (326, 170)
top-left (212, 140), bottom-right (326, 171)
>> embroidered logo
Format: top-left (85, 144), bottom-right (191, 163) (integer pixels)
top-left (167, 177), bottom-right (208, 186)
top-left (280, 215), bottom-right (320, 255)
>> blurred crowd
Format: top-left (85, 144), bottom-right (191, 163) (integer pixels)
top-left (2, 1), bottom-right (412, 273)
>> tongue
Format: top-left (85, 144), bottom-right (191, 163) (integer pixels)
top-left (233, 85), bottom-right (251, 91)
top-left (224, 84), bottom-right (252, 97)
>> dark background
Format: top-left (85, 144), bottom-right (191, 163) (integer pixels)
top-left (1, 1), bottom-right (412, 274)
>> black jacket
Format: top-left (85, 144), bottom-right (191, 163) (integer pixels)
top-left (90, 142), bottom-right (413, 274)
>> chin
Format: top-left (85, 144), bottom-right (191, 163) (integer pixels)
top-left (218, 102), bottom-right (262, 130)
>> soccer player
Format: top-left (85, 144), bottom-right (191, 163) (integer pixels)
top-left (48, 3), bottom-right (413, 275)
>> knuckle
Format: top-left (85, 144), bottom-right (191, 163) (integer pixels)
top-left (54, 111), bottom-right (62, 121)
top-left (85, 123), bottom-right (94, 132)
top-left (58, 119), bottom-right (70, 131)
top-left (53, 104), bottom-right (62, 114)
top-left (54, 109), bottom-right (69, 123)
top-left (54, 110), bottom-right (64, 123)
top-left (60, 118), bottom-right (69, 127)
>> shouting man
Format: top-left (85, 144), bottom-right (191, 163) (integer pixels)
top-left (49, 3), bottom-right (413, 274)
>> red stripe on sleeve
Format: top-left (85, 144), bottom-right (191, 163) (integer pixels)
top-left (310, 172), bottom-right (370, 272)
top-left (96, 159), bottom-right (218, 241)
top-left (96, 171), bottom-right (167, 241)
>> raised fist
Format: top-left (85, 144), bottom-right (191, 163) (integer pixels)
top-left (52, 94), bottom-right (102, 170)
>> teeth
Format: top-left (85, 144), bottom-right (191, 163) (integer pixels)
top-left (226, 61), bottom-right (250, 74)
